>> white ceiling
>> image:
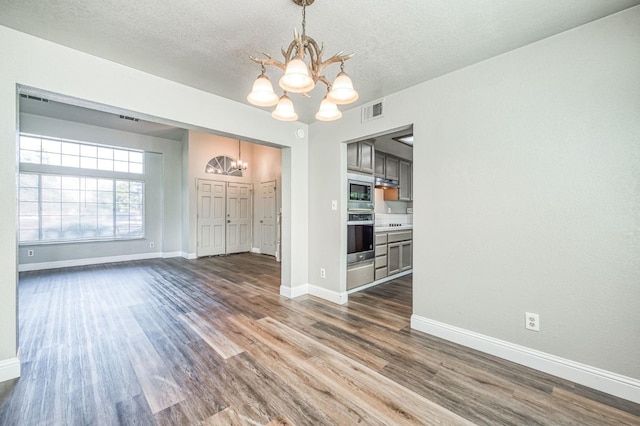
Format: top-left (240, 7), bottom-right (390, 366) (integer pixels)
top-left (2, 0), bottom-right (639, 123)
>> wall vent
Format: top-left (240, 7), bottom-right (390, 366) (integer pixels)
top-left (19, 94), bottom-right (49, 103)
top-left (119, 115), bottom-right (139, 122)
top-left (361, 98), bottom-right (384, 123)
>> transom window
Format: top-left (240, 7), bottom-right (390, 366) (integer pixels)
top-left (18, 134), bottom-right (145, 244)
top-left (20, 134), bottom-right (144, 173)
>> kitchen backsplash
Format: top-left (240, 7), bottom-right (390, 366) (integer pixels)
top-left (375, 213), bottom-right (413, 227)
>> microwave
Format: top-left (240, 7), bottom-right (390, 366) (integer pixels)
top-left (347, 173), bottom-right (374, 211)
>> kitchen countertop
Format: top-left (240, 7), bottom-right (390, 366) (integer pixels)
top-left (375, 225), bottom-right (413, 232)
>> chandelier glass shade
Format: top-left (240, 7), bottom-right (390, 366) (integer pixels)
top-left (325, 69), bottom-right (358, 105)
top-left (280, 58), bottom-right (315, 93)
top-left (247, 0), bottom-right (357, 121)
top-left (271, 94), bottom-right (299, 121)
top-left (246, 72), bottom-right (279, 107)
top-left (315, 95), bottom-right (342, 121)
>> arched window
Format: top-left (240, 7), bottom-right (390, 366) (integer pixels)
top-left (204, 156), bottom-right (243, 177)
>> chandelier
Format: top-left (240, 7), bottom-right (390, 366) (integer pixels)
top-left (230, 139), bottom-right (248, 171)
top-left (247, 0), bottom-right (358, 122)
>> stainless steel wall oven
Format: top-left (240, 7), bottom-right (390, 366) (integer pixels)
top-left (347, 211), bottom-right (374, 264)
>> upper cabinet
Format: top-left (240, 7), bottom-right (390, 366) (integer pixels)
top-left (385, 156), bottom-right (400, 181)
top-left (398, 160), bottom-right (412, 201)
top-left (374, 151), bottom-right (386, 178)
top-left (374, 151), bottom-right (400, 181)
top-left (347, 140), bottom-right (374, 174)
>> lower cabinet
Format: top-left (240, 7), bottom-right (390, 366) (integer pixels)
top-left (388, 240), bottom-right (412, 275)
top-left (347, 261), bottom-right (375, 290)
top-left (374, 232), bottom-right (388, 280)
top-left (376, 230), bottom-right (412, 278)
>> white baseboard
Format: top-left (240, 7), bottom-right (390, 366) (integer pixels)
top-left (280, 283), bottom-right (308, 299)
top-left (308, 285), bottom-right (349, 305)
top-left (250, 247), bottom-right (261, 254)
top-left (0, 357), bottom-right (20, 383)
top-left (162, 251), bottom-right (182, 259)
top-left (18, 252), bottom-right (162, 272)
top-left (280, 284), bottom-right (348, 305)
top-left (411, 315), bottom-right (640, 404)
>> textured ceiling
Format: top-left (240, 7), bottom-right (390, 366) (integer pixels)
top-left (2, 0), bottom-right (639, 123)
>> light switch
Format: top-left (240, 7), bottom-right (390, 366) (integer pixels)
top-left (331, 200), bottom-right (337, 211)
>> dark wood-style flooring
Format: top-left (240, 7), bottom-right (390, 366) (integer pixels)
top-left (1, 254), bottom-right (639, 425)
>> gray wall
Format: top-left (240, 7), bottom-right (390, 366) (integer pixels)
top-left (17, 113), bottom-right (183, 266)
top-left (309, 7), bottom-right (640, 380)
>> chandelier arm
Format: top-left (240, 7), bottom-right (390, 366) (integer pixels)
top-left (304, 37), bottom-right (323, 77)
top-left (317, 76), bottom-right (332, 88)
top-left (283, 38), bottom-right (298, 62)
top-left (250, 55), bottom-right (286, 71)
top-left (315, 52), bottom-right (355, 79)
top-left (294, 30), bottom-right (305, 59)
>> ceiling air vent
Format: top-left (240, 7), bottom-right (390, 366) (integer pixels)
top-left (20, 94), bottom-right (49, 103)
top-left (361, 98), bottom-right (384, 123)
top-left (119, 115), bottom-right (139, 122)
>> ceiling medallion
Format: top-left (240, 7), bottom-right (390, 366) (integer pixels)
top-left (247, 0), bottom-right (358, 122)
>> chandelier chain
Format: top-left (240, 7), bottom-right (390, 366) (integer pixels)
top-left (302, 0), bottom-right (307, 39)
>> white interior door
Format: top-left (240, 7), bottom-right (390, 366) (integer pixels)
top-left (259, 181), bottom-right (277, 256)
top-left (197, 179), bottom-right (226, 257)
top-left (226, 183), bottom-right (252, 254)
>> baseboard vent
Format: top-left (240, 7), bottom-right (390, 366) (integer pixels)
top-left (362, 98), bottom-right (384, 123)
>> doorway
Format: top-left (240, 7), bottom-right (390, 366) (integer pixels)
top-left (196, 179), bottom-right (252, 257)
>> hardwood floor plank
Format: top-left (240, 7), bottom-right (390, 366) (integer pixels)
top-left (302, 321), bottom-right (390, 371)
top-left (2, 254), bottom-right (638, 425)
top-left (266, 414), bottom-right (296, 425)
top-left (201, 406), bottom-right (246, 426)
top-left (116, 393), bottom-right (156, 426)
top-left (550, 387), bottom-right (640, 425)
top-left (254, 316), bottom-right (473, 425)
top-left (180, 311), bottom-right (244, 359)
top-left (126, 334), bottom-right (186, 414)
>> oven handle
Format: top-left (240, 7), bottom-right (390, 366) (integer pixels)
top-left (346, 220), bottom-right (375, 225)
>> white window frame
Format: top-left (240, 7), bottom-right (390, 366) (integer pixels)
top-left (18, 134), bottom-right (146, 245)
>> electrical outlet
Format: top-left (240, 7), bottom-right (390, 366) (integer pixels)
top-left (320, 268), bottom-right (326, 279)
top-left (525, 312), bottom-right (540, 332)
top-left (27, 249), bottom-right (34, 257)
top-left (149, 242), bottom-right (155, 248)
top-left (331, 200), bottom-right (337, 211)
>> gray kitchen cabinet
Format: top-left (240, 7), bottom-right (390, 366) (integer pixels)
top-left (387, 242), bottom-right (401, 275)
top-left (398, 160), bottom-right (412, 201)
top-left (374, 232), bottom-right (388, 279)
top-left (347, 140), bottom-right (375, 174)
top-left (385, 156), bottom-right (400, 181)
top-left (347, 142), bottom-right (359, 171)
top-left (386, 231), bottom-right (412, 275)
top-left (347, 261), bottom-right (374, 290)
top-left (400, 240), bottom-right (412, 271)
top-left (374, 151), bottom-right (386, 178)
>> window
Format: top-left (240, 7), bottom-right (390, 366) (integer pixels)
top-left (18, 134), bottom-right (145, 243)
top-left (19, 135), bottom-right (144, 173)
